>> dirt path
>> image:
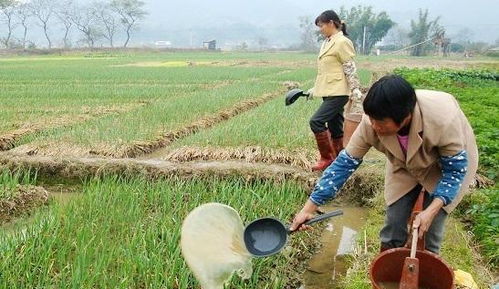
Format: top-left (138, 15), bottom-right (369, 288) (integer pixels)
top-left (148, 146), bottom-right (315, 169)
top-left (359, 57), bottom-right (499, 74)
top-left (0, 152), bottom-right (318, 189)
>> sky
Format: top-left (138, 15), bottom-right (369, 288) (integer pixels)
top-left (2, 0), bottom-right (498, 49)
top-left (139, 0), bottom-right (499, 48)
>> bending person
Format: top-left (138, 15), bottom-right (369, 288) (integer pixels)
top-left (292, 75), bottom-right (478, 254)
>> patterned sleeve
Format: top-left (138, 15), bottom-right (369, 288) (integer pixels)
top-left (342, 60), bottom-right (364, 120)
top-left (309, 150), bottom-right (363, 206)
top-left (433, 150), bottom-right (468, 206)
top-left (342, 60), bottom-right (361, 91)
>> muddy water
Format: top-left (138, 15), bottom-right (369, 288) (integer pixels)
top-left (48, 188), bottom-right (81, 205)
top-left (301, 206), bottom-right (368, 289)
top-left (1, 185), bottom-right (82, 233)
top-left (1, 213), bottom-right (38, 234)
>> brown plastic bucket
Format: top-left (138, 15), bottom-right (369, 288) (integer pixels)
top-left (369, 189), bottom-right (455, 289)
top-left (369, 247), bottom-right (454, 289)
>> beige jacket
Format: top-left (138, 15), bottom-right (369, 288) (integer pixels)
top-left (313, 31), bottom-right (355, 97)
top-left (346, 90), bottom-right (478, 213)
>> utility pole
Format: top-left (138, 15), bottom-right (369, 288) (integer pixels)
top-left (362, 26), bottom-right (367, 54)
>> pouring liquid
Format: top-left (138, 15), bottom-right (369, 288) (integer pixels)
top-left (181, 203), bottom-right (252, 289)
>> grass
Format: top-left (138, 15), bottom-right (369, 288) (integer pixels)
top-left (172, 82), bottom-right (317, 151)
top-left (455, 186), bottom-right (499, 266)
top-left (2, 51), bottom-right (373, 155)
top-left (0, 169), bottom-right (36, 199)
top-left (1, 51), bottom-right (324, 154)
top-left (0, 175), bottom-right (317, 289)
top-left (172, 68), bottom-right (371, 152)
top-left (0, 51), bottom-right (312, 135)
top-left (16, 78), bottom-right (284, 150)
top-left (1, 53), bottom-right (497, 288)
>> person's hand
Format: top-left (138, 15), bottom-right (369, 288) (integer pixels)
top-left (412, 209), bottom-right (437, 238)
top-left (290, 209), bottom-right (315, 232)
top-left (306, 88), bottom-right (314, 100)
top-left (412, 198), bottom-right (444, 238)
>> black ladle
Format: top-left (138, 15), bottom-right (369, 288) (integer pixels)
top-left (243, 210), bottom-right (343, 257)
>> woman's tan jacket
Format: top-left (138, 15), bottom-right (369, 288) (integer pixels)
top-left (346, 90), bottom-right (479, 213)
top-left (313, 31), bottom-right (355, 97)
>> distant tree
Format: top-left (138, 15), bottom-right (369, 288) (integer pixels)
top-left (382, 25), bottom-right (410, 50)
top-left (449, 43), bottom-right (465, 53)
top-left (236, 41), bottom-right (248, 51)
top-left (466, 41), bottom-right (490, 53)
top-left (257, 36), bottom-right (268, 50)
top-left (94, 2), bottom-right (118, 47)
top-left (0, 0), bottom-right (19, 48)
top-left (29, 0), bottom-right (56, 49)
top-left (408, 9), bottom-right (441, 56)
top-left (55, 0), bottom-right (75, 48)
top-left (298, 16), bottom-right (317, 52)
top-left (338, 5), bottom-right (395, 54)
top-left (69, 4), bottom-right (102, 48)
top-left (432, 29), bottom-right (450, 56)
top-left (15, 2), bottom-right (30, 48)
top-left (110, 0), bottom-right (147, 47)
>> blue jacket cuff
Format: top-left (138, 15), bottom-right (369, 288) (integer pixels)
top-left (309, 150), bottom-right (362, 205)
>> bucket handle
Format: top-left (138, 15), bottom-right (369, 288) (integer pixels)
top-left (406, 189), bottom-right (426, 251)
top-left (410, 227), bottom-right (418, 258)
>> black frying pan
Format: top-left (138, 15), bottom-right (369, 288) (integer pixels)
top-left (285, 89), bottom-right (310, 106)
top-left (243, 210), bottom-right (343, 257)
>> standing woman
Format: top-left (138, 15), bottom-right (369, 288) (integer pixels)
top-left (308, 10), bottom-right (364, 171)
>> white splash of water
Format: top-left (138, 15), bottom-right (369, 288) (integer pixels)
top-left (181, 203), bottom-right (253, 289)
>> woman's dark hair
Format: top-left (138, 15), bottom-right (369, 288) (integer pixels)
top-left (315, 10), bottom-right (348, 36)
top-left (363, 75), bottom-right (417, 125)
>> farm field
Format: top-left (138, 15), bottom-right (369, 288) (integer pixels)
top-left (0, 51), bottom-right (498, 288)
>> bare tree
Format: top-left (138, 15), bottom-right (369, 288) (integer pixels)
top-left (0, 0), bottom-right (18, 48)
top-left (110, 0), bottom-right (147, 47)
top-left (298, 16), bottom-right (318, 52)
top-left (15, 2), bottom-right (30, 48)
top-left (94, 2), bottom-right (118, 47)
top-left (257, 36), bottom-right (268, 51)
top-left (55, 0), bottom-right (75, 48)
top-left (70, 4), bottom-right (102, 48)
top-left (29, 0), bottom-right (56, 49)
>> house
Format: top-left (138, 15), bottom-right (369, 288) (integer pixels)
top-left (154, 41), bottom-right (172, 48)
top-left (203, 40), bottom-right (217, 50)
